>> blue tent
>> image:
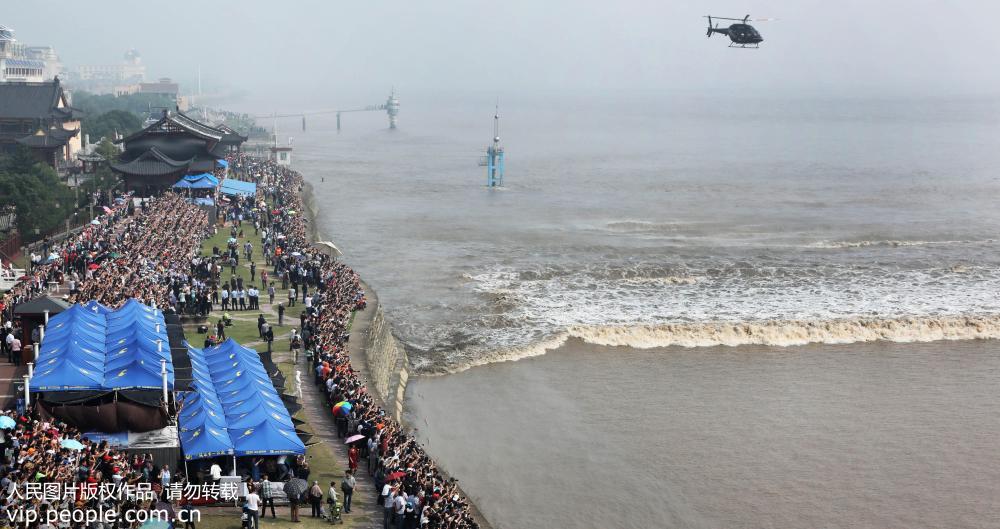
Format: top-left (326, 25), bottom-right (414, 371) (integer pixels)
top-left (178, 340), bottom-right (303, 460)
top-left (32, 305), bottom-right (108, 391)
top-left (216, 159), bottom-right (229, 168)
top-left (82, 300), bottom-right (113, 315)
top-left (174, 173), bottom-right (219, 190)
top-left (230, 419), bottom-right (306, 456)
top-left (33, 299), bottom-right (175, 392)
top-left (219, 179), bottom-right (257, 197)
top-left (185, 172), bottom-right (219, 183)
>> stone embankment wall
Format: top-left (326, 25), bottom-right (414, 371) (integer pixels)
top-left (365, 304), bottom-right (409, 421)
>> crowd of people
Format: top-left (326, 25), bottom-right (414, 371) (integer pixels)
top-left (235, 153), bottom-right (480, 529)
top-left (0, 193), bottom-right (134, 333)
top-left (0, 408), bottom-right (184, 529)
top-left (0, 191), bottom-right (210, 325)
top-left (0, 151), bottom-right (483, 529)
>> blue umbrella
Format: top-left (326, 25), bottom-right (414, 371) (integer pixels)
top-left (60, 439), bottom-right (85, 450)
top-left (0, 416), bottom-right (16, 429)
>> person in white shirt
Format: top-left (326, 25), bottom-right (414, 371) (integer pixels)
top-left (384, 487), bottom-right (397, 528)
top-left (210, 462), bottom-right (223, 484)
top-left (393, 491), bottom-right (407, 526)
top-left (327, 480), bottom-right (338, 515)
top-left (244, 484), bottom-right (261, 529)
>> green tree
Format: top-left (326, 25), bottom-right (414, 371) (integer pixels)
top-left (0, 147), bottom-right (76, 241)
top-left (82, 109), bottom-right (143, 142)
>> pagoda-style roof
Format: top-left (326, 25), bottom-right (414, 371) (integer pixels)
top-left (110, 147), bottom-right (193, 177)
top-left (16, 126), bottom-right (80, 149)
top-left (0, 77), bottom-right (83, 121)
top-left (120, 109), bottom-right (226, 145)
top-left (112, 109), bottom-right (242, 184)
top-left (215, 123), bottom-right (249, 145)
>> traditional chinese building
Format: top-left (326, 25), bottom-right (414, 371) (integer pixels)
top-left (110, 109), bottom-right (245, 196)
top-left (0, 77), bottom-right (83, 170)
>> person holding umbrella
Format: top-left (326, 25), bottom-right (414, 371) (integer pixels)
top-left (283, 477), bottom-right (307, 523)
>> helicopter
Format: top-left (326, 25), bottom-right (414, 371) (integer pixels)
top-left (705, 15), bottom-right (766, 48)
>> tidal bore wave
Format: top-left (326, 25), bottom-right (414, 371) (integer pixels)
top-left (432, 314), bottom-right (1000, 374)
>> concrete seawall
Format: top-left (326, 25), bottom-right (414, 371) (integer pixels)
top-left (302, 180), bottom-right (493, 529)
top-left (302, 182), bottom-right (409, 420)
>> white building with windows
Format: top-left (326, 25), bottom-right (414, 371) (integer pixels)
top-left (0, 24), bottom-right (52, 83)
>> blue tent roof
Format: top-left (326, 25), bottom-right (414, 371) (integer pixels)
top-left (178, 340), bottom-right (303, 459)
top-left (216, 159), bottom-right (229, 168)
top-left (187, 179), bottom-right (217, 190)
top-left (32, 299), bottom-right (174, 392)
top-left (174, 173), bottom-right (218, 190)
top-left (219, 179), bottom-right (257, 197)
top-left (184, 173), bottom-right (219, 185)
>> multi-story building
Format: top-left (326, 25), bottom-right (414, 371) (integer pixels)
top-left (0, 24), bottom-right (59, 83)
top-left (66, 49), bottom-right (146, 94)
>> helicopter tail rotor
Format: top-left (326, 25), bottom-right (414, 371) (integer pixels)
top-left (706, 16), bottom-right (713, 37)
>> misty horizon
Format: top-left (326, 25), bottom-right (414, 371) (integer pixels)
top-left (6, 0), bottom-right (1000, 110)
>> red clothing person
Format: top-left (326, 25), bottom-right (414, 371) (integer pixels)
top-left (348, 446), bottom-right (359, 472)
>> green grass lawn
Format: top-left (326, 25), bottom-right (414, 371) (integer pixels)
top-left (186, 217), bottom-right (369, 529)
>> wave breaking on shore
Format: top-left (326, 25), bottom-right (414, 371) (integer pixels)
top-left (427, 314), bottom-right (1000, 374)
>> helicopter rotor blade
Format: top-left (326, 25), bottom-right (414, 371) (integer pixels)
top-left (752, 17), bottom-right (778, 22)
top-left (706, 15), bottom-right (713, 37)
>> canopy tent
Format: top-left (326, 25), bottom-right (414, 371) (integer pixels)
top-left (185, 173), bottom-right (219, 184)
top-left (32, 299), bottom-right (174, 392)
top-left (219, 179), bottom-right (257, 197)
top-left (216, 159), bottom-right (229, 168)
top-left (173, 173), bottom-right (219, 190)
top-left (178, 340), bottom-right (303, 460)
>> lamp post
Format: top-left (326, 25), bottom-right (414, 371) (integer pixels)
top-left (161, 359), bottom-right (168, 404)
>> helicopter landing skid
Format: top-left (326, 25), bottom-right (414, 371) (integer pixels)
top-left (728, 43), bottom-right (760, 48)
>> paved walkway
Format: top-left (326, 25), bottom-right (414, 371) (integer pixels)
top-left (274, 349), bottom-right (383, 529)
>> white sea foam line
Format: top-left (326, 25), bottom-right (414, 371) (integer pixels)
top-left (428, 314), bottom-right (1000, 375)
top-left (418, 262), bottom-right (1000, 373)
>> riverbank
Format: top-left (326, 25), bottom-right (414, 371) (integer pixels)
top-left (301, 177), bottom-right (494, 529)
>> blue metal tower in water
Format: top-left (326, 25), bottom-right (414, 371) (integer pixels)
top-left (482, 106), bottom-right (504, 187)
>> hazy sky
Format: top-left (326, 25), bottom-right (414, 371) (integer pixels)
top-left (6, 0), bottom-right (1000, 110)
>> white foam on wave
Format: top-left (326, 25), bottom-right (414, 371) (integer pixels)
top-left (427, 314), bottom-right (1000, 375)
top-left (604, 220), bottom-right (692, 234)
top-left (417, 260), bottom-right (1000, 374)
top-left (806, 239), bottom-right (995, 249)
top-left (568, 315), bottom-right (1000, 348)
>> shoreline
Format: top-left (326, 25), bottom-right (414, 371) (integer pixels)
top-left (301, 180), bottom-right (386, 410)
top-left (299, 177), bottom-right (495, 529)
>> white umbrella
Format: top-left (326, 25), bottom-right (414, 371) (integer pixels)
top-left (313, 241), bottom-right (343, 257)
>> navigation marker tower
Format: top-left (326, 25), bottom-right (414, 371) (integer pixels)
top-left (386, 88), bottom-right (400, 129)
top-left (480, 105), bottom-right (504, 187)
